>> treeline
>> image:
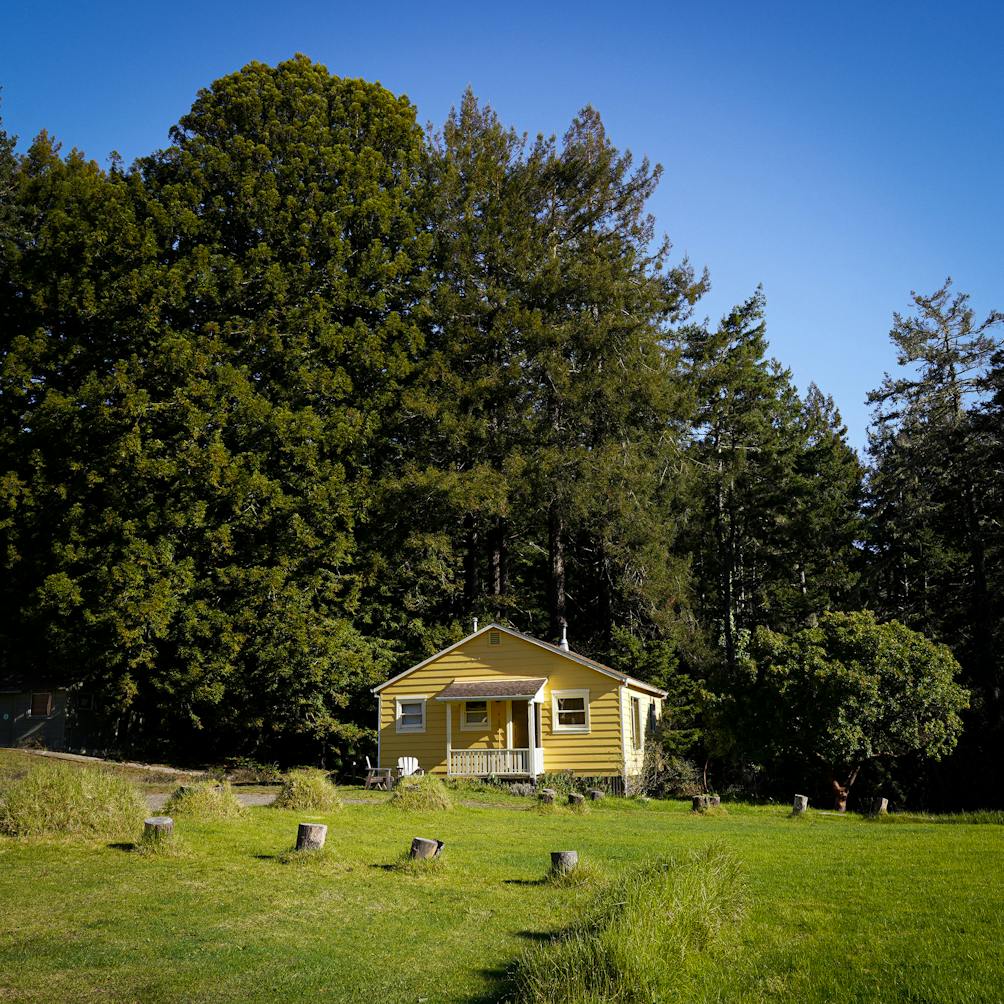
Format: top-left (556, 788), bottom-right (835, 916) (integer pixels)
top-left (1, 57), bottom-right (1001, 806)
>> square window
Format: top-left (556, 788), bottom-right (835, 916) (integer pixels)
top-left (396, 697), bottom-right (426, 733)
top-left (30, 693), bottom-right (53, 717)
top-left (552, 690), bottom-right (590, 732)
top-left (463, 700), bottom-right (488, 727)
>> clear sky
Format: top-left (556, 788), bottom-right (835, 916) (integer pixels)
top-left (2, 1), bottom-right (1001, 451)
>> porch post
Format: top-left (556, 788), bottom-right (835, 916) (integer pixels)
top-left (527, 700), bottom-right (535, 777)
top-left (446, 701), bottom-right (452, 775)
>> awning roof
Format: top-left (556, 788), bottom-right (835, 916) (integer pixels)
top-left (435, 679), bottom-right (547, 701)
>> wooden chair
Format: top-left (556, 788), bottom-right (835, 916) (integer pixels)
top-left (364, 756), bottom-right (393, 790)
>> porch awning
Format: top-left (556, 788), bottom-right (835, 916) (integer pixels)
top-left (435, 679), bottom-right (547, 701)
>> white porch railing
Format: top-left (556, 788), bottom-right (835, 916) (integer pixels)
top-left (448, 747), bottom-right (534, 776)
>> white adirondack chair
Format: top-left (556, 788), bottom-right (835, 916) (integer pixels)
top-left (396, 756), bottom-right (425, 778)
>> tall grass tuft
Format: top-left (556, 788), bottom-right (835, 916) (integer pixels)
top-left (510, 843), bottom-right (746, 1003)
top-left (272, 769), bottom-right (342, 812)
top-left (389, 775), bottom-right (453, 811)
top-left (0, 762), bottom-right (146, 839)
top-left (163, 780), bottom-right (244, 819)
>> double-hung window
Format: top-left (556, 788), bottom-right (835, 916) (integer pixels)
top-left (551, 690), bottom-right (590, 733)
top-left (631, 696), bottom-right (643, 751)
top-left (462, 700), bottom-right (489, 730)
top-left (395, 697), bottom-right (427, 733)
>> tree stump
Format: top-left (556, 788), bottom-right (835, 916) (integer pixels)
top-left (550, 850), bottom-right (578, 875)
top-left (792, 794), bottom-right (809, 816)
top-left (568, 792), bottom-right (585, 807)
top-left (587, 788), bottom-right (604, 801)
top-left (539, 788), bottom-right (557, 805)
top-left (709, 795), bottom-right (721, 808)
top-left (296, 822), bottom-right (327, 851)
top-left (143, 816), bottom-right (174, 843)
top-left (868, 796), bottom-right (889, 817)
top-left (410, 837), bottom-right (444, 860)
top-left (692, 794), bottom-right (710, 811)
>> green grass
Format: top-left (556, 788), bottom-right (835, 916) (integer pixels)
top-left (271, 768), bottom-right (342, 812)
top-left (0, 760), bottom-right (146, 839)
top-left (389, 773), bottom-right (453, 811)
top-left (0, 774), bottom-right (1001, 1002)
top-left (162, 780), bottom-right (245, 819)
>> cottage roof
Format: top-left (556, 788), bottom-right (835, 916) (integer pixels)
top-left (372, 623), bottom-right (667, 699)
top-left (434, 678), bottom-right (547, 701)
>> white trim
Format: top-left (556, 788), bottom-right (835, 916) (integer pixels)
top-left (395, 695), bottom-right (428, 734)
top-left (371, 622), bottom-right (668, 699)
top-left (630, 695), bottom-right (643, 752)
top-left (505, 700), bottom-right (513, 748)
top-left (460, 700), bottom-right (490, 731)
top-left (620, 686), bottom-right (630, 778)
top-left (377, 694), bottom-right (382, 769)
top-left (551, 689), bottom-right (591, 734)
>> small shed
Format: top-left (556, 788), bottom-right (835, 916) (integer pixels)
top-left (0, 678), bottom-right (70, 750)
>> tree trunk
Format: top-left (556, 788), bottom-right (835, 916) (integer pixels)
top-left (463, 515), bottom-right (480, 607)
top-left (548, 506), bottom-right (566, 642)
top-left (831, 767), bottom-right (859, 812)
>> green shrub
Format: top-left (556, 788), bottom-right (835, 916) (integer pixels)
top-left (163, 781), bottom-right (244, 819)
top-left (272, 769), bottom-right (341, 811)
top-left (510, 844), bottom-right (746, 1003)
top-left (389, 775), bottom-right (453, 811)
top-left (225, 757), bottom-right (283, 784)
top-left (0, 762), bottom-right (145, 839)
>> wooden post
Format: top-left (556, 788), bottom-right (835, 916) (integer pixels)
top-left (144, 816), bottom-right (174, 842)
top-left (446, 702), bottom-right (453, 777)
top-left (792, 794), bottom-right (808, 816)
top-left (410, 837), bottom-right (444, 859)
top-left (550, 850), bottom-right (578, 875)
top-left (296, 822), bottom-right (327, 851)
top-left (587, 788), bottom-right (604, 801)
top-left (539, 787), bottom-right (557, 805)
top-left (568, 792), bottom-right (585, 807)
top-left (868, 796), bottom-right (889, 817)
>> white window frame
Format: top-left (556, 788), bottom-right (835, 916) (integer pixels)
top-left (631, 695), bottom-right (643, 751)
top-left (551, 689), bottom-right (590, 734)
top-left (395, 696), bottom-right (427, 734)
top-left (461, 699), bottom-right (489, 731)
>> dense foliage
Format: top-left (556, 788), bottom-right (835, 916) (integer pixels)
top-left (1, 57), bottom-right (999, 806)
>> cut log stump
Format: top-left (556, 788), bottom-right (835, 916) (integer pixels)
top-left (692, 794), bottom-right (710, 811)
top-left (410, 837), bottom-right (444, 860)
top-left (792, 794), bottom-right (809, 816)
top-left (296, 822), bottom-right (327, 852)
top-left (539, 788), bottom-right (557, 805)
top-left (143, 816), bottom-right (174, 843)
top-left (587, 788), bottom-right (604, 801)
top-left (568, 792), bottom-right (585, 807)
top-left (868, 797), bottom-right (889, 817)
top-left (550, 850), bottom-right (578, 875)
top-left (709, 795), bottom-right (721, 808)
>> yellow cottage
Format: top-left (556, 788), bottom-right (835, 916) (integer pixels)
top-left (373, 623), bottom-right (666, 786)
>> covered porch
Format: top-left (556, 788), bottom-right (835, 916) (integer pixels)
top-left (436, 678), bottom-right (546, 778)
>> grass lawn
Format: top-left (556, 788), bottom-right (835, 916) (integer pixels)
top-left (0, 763), bottom-right (1002, 1002)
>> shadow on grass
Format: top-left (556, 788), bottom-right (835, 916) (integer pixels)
top-left (253, 853), bottom-right (278, 861)
top-left (502, 877), bottom-right (547, 887)
top-left (107, 842), bottom-right (138, 852)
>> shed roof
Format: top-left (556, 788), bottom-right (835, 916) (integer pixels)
top-left (434, 679), bottom-right (547, 701)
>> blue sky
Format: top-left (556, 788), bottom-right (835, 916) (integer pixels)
top-left (2, 1), bottom-right (1002, 451)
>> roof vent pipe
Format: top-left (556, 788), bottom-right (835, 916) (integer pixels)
top-left (473, 617), bottom-right (479, 632)
top-left (559, 625), bottom-right (569, 651)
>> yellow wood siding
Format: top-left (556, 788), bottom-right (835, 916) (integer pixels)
top-left (378, 632), bottom-right (625, 776)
